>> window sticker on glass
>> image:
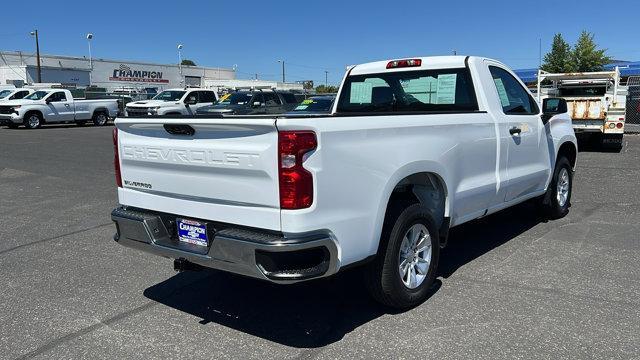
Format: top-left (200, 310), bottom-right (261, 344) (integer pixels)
top-left (295, 105), bottom-right (309, 110)
top-left (493, 78), bottom-right (510, 107)
top-left (401, 77), bottom-right (437, 103)
top-left (301, 99), bottom-right (314, 105)
top-left (350, 82), bottom-right (373, 103)
top-left (436, 74), bottom-right (457, 104)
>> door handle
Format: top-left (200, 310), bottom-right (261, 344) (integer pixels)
top-left (509, 127), bottom-right (521, 135)
top-left (64, 104), bottom-right (70, 107)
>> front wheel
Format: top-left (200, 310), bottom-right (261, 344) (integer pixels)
top-left (23, 113), bottom-right (42, 129)
top-left (539, 157), bottom-right (573, 219)
top-left (364, 203), bottom-right (440, 309)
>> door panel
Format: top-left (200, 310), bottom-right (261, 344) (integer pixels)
top-left (485, 64), bottom-right (550, 202)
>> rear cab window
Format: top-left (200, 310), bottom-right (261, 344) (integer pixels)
top-left (336, 68), bottom-right (478, 113)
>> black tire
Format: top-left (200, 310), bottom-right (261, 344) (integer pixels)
top-left (539, 157), bottom-right (573, 219)
top-left (601, 134), bottom-right (623, 152)
top-left (92, 112), bottom-right (109, 126)
top-left (23, 112), bottom-right (42, 129)
top-left (364, 203), bottom-right (440, 309)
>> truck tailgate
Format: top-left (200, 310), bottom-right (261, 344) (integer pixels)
top-left (115, 116), bottom-right (281, 230)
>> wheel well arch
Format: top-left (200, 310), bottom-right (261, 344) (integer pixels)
top-left (24, 110), bottom-right (44, 122)
top-left (557, 141), bottom-right (577, 169)
top-left (92, 108), bottom-right (108, 117)
top-left (379, 171), bottom-right (449, 249)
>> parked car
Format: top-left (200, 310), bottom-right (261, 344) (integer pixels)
top-left (0, 88), bottom-right (34, 102)
top-left (125, 88), bottom-right (218, 117)
top-left (0, 89), bottom-right (119, 129)
top-left (111, 56), bottom-right (577, 308)
top-left (196, 90), bottom-right (298, 115)
top-left (287, 95), bottom-right (335, 114)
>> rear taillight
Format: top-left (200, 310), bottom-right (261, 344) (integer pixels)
top-left (278, 131), bottom-right (317, 209)
top-left (113, 128), bottom-right (122, 188)
top-left (386, 59), bottom-right (422, 69)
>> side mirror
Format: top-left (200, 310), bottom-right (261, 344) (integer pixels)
top-left (45, 98), bottom-right (52, 104)
top-left (185, 97), bottom-right (197, 105)
top-left (541, 97), bottom-right (567, 124)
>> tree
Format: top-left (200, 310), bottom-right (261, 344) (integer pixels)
top-left (180, 59), bottom-right (196, 66)
top-left (571, 31), bottom-right (611, 72)
top-left (315, 85), bottom-right (338, 94)
top-left (542, 33), bottom-right (573, 73)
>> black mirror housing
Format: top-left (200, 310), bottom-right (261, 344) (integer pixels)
top-left (541, 97), bottom-right (568, 123)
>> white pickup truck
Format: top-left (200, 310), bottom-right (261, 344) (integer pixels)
top-left (125, 88), bottom-right (218, 117)
top-left (111, 56), bottom-right (577, 308)
top-left (0, 88), bottom-right (34, 102)
top-left (0, 89), bottom-right (119, 129)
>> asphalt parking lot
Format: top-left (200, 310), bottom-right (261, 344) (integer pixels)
top-left (1, 125), bottom-right (639, 360)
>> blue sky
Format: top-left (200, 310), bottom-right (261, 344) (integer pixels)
top-left (0, 0), bottom-right (638, 86)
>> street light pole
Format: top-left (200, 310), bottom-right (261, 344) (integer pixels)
top-left (30, 30), bottom-right (42, 83)
top-left (278, 60), bottom-right (285, 83)
top-left (177, 44), bottom-right (183, 85)
top-left (86, 33), bottom-right (93, 86)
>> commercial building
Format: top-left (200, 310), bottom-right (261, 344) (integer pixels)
top-left (0, 50), bottom-right (236, 92)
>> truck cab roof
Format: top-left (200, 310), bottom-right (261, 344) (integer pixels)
top-left (349, 56), bottom-right (497, 75)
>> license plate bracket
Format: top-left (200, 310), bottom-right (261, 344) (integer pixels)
top-left (176, 218), bottom-right (209, 247)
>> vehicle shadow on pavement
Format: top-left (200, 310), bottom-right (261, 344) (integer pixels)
top-left (144, 265), bottom-right (441, 348)
top-left (438, 201), bottom-right (544, 278)
top-left (143, 202), bottom-right (542, 347)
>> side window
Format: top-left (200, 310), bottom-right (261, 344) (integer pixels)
top-left (280, 93), bottom-right (297, 104)
top-left (49, 92), bottom-right (67, 102)
top-left (10, 91), bottom-right (29, 100)
top-left (489, 66), bottom-right (539, 115)
top-left (252, 93), bottom-right (265, 105)
top-left (185, 91), bottom-right (198, 104)
top-left (198, 91), bottom-right (216, 103)
top-left (263, 93), bottom-right (281, 106)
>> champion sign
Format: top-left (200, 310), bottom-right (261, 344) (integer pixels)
top-left (109, 64), bottom-right (169, 83)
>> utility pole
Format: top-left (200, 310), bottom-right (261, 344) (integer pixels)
top-left (30, 30), bottom-right (42, 83)
top-left (325, 70), bottom-right (328, 87)
top-left (538, 38), bottom-right (542, 69)
top-left (278, 60), bottom-right (285, 83)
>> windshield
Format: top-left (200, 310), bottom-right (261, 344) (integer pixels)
top-left (24, 91), bottom-right (50, 100)
top-left (337, 68), bottom-right (478, 113)
top-left (153, 90), bottom-right (186, 101)
top-left (292, 97), bottom-right (334, 112)
top-left (218, 92), bottom-right (253, 105)
top-left (0, 90), bottom-right (12, 99)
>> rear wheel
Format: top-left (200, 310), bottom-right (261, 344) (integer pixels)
top-left (364, 203), bottom-right (440, 309)
top-left (23, 113), bottom-right (42, 129)
top-left (92, 112), bottom-right (108, 126)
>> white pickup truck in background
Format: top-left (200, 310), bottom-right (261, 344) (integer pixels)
top-left (0, 88), bottom-right (34, 102)
top-left (111, 56), bottom-right (577, 308)
top-left (125, 88), bottom-right (218, 117)
top-left (0, 89), bottom-right (119, 129)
